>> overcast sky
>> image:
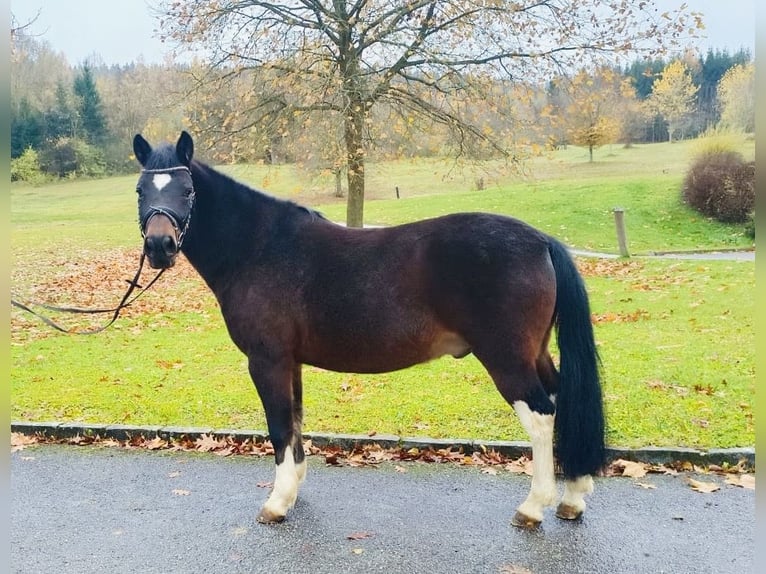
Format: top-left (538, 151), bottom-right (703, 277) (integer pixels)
top-left (11, 0), bottom-right (756, 66)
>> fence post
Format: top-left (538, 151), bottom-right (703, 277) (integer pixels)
top-left (613, 207), bottom-right (629, 257)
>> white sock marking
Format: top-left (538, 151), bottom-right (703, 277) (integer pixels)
top-left (513, 400), bottom-right (557, 521)
top-left (296, 459), bottom-right (307, 484)
top-left (560, 475), bottom-right (594, 512)
top-left (261, 448), bottom-right (300, 519)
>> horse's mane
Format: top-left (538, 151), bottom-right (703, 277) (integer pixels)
top-left (192, 159), bottom-right (327, 223)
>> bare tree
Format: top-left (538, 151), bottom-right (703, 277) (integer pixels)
top-left (156, 0), bottom-right (699, 226)
top-left (11, 10), bottom-right (41, 45)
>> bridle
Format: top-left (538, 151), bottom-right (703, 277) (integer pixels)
top-left (139, 165), bottom-right (196, 250)
top-left (10, 166), bottom-right (197, 335)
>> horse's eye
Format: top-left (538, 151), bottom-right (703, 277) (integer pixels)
top-left (184, 187), bottom-right (194, 198)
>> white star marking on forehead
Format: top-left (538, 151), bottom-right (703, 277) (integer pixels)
top-left (153, 173), bottom-right (172, 191)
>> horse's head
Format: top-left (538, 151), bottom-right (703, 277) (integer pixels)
top-left (133, 131), bottom-right (196, 269)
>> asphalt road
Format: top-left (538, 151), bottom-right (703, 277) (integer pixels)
top-left (10, 445), bottom-right (754, 574)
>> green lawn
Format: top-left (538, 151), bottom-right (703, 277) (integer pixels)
top-left (11, 139), bottom-right (755, 449)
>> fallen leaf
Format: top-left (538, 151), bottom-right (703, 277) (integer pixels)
top-left (172, 489), bottom-right (191, 496)
top-left (256, 481), bottom-right (273, 488)
top-left (613, 459), bottom-right (649, 478)
top-left (687, 478), bottom-right (719, 493)
top-left (11, 433), bottom-right (38, 452)
top-left (505, 456), bottom-right (534, 476)
top-left (347, 532), bottom-right (373, 540)
top-left (394, 465), bottom-right (407, 473)
top-left (146, 437), bottom-right (167, 450)
top-left (636, 482), bottom-right (656, 489)
top-left (725, 474), bottom-right (755, 490)
top-left (195, 433), bottom-right (225, 452)
top-left (351, 548), bottom-right (364, 555)
top-left (499, 564), bottom-right (534, 574)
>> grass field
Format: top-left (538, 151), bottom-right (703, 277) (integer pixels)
top-left (10, 138), bottom-right (755, 449)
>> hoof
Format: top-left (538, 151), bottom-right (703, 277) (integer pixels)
top-left (555, 503), bottom-right (583, 521)
top-left (511, 511), bottom-right (542, 529)
top-left (257, 507), bottom-right (286, 524)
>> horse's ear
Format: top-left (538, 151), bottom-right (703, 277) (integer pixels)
top-left (177, 131), bottom-right (194, 166)
top-left (133, 134), bottom-right (152, 166)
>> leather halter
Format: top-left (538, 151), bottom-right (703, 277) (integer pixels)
top-left (139, 165), bottom-right (196, 249)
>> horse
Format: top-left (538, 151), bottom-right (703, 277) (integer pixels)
top-left (132, 131), bottom-right (605, 528)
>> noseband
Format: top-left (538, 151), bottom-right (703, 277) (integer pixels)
top-left (140, 165), bottom-right (196, 249)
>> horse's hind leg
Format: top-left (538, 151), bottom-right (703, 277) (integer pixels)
top-left (510, 387), bottom-right (557, 528)
top-left (479, 352), bottom-right (557, 528)
top-left (556, 475), bottom-right (594, 520)
top-left (248, 356), bottom-right (304, 524)
top-left (537, 348), bottom-right (595, 521)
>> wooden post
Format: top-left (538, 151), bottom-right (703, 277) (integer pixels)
top-left (395, 186), bottom-right (400, 199)
top-left (613, 207), bottom-right (629, 257)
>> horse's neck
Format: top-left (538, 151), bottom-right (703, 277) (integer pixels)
top-left (181, 164), bottom-right (274, 289)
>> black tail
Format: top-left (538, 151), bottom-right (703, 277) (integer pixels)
top-left (547, 238), bottom-right (605, 478)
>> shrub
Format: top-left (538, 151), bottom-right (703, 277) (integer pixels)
top-left (10, 147), bottom-right (46, 184)
top-left (682, 149), bottom-right (754, 224)
top-left (39, 137), bottom-right (107, 178)
top-left (744, 212), bottom-right (755, 239)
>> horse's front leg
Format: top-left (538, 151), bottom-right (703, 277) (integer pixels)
top-left (292, 364), bottom-right (307, 486)
top-left (248, 355), bottom-right (304, 524)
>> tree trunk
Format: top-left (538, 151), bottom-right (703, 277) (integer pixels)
top-left (344, 99), bottom-right (365, 228)
top-left (588, 144), bottom-right (594, 162)
top-left (334, 168), bottom-right (344, 198)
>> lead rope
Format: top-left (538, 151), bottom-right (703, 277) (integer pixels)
top-left (11, 253), bottom-right (165, 335)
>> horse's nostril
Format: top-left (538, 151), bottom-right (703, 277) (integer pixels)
top-left (162, 235), bottom-right (177, 255)
top-left (144, 235), bottom-right (177, 257)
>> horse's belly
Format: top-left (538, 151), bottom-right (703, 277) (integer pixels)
top-left (300, 328), bottom-right (470, 374)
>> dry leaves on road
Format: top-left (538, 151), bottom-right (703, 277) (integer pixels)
top-left (724, 474), bottom-right (755, 489)
top-left (10, 431), bottom-right (754, 494)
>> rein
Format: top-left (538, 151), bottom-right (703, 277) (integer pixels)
top-left (11, 253), bottom-right (166, 335)
top-left (11, 165), bottom-right (194, 335)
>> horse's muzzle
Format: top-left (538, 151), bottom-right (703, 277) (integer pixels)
top-left (143, 214), bottom-right (179, 269)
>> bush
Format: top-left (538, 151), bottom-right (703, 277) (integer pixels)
top-left (744, 212), bottom-right (755, 239)
top-left (39, 137), bottom-right (107, 178)
top-left (10, 147), bottom-right (46, 184)
top-left (682, 149), bottom-right (754, 224)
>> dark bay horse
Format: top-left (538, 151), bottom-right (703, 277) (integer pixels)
top-left (133, 131), bottom-right (605, 528)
